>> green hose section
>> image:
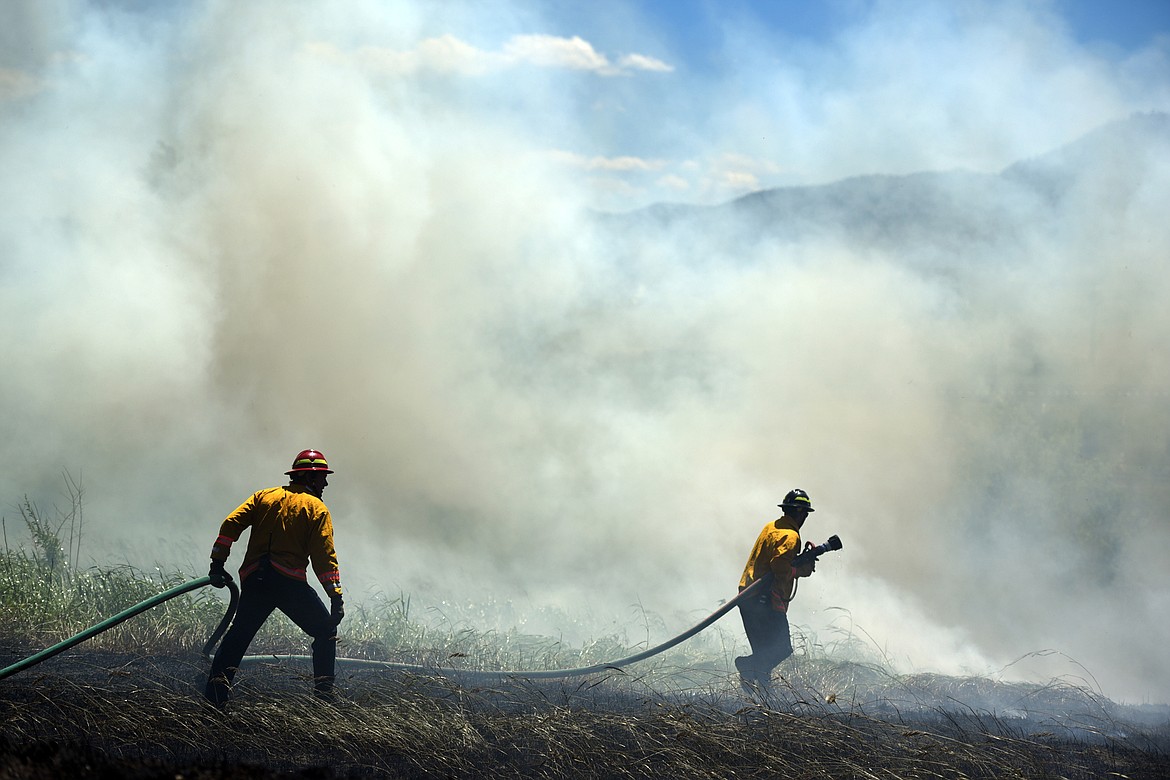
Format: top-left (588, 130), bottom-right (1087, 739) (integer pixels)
top-left (241, 577), bottom-right (770, 681)
top-left (2, 575), bottom-right (765, 683)
top-left (0, 576), bottom-right (239, 681)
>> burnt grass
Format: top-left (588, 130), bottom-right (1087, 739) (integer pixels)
top-left (2, 646), bottom-right (1168, 779)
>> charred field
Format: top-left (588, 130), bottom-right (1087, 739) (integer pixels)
top-left (2, 645), bottom-right (1169, 780)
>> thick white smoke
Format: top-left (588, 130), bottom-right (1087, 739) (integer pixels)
top-left (2, 0), bottom-right (1168, 703)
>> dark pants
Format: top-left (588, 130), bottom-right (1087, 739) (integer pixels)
top-left (205, 570), bottom-right (336, 704)
top-left (736, 593), bottom-right (793, 686)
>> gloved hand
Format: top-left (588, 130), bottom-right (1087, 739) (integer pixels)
top-left (208, 560), bottom-right (233, 588)
top-left (329, 594), bottom-right (345, 626)
top-left (793, 559), bottom-right (816, 578)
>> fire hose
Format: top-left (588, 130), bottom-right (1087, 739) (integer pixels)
top-left (241, 576), bottom-right (772, 682)
top-left (0, 576), bottom-right (240, 681)
top-left (0, 536), bottom-right (842, 682)
top-left (0, 577), bottom-right (761, 682)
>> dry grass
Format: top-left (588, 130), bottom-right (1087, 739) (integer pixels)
top-left (2, 647), bottom-right (1167, 779)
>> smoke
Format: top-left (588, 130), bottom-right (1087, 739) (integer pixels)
top-left (2, 0), bottom-right (1169, 704)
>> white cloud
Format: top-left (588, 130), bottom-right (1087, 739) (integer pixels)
top-left (657, 174), bottom-right (690, 191)
top-left (716, 152), bottom-right (784, 176)
top-left (694, 152), bottom-right (787, 196)
top-left (0, 67), bottom-right (41, 100)
top-left (717, 169), bottom-right (760, 191)
top-left (550, 148), bottom-right (793, 207)
top-left (617, 52), bottom-right (674, 73)
top-left (314, 33), bottom-right (673, 78)
top-left (310, 35), bottom-right (498, 76)
top-left (547, 149), bottom-right (667, 172)
top-left (503, 34), bottom-right (611, 72)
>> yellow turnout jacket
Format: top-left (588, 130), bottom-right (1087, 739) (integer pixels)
top-left (210, 484), bottom-right (342, 597)
top-left (739, 514), bottom-right (806, 612)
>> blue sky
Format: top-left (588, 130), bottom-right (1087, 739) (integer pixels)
top-left (1053, 0), bottom-right (1170, 49)
top-left (652, 0), bottom-right (1170, 55)
top-left (553, 0), bottom-right (1170, 62)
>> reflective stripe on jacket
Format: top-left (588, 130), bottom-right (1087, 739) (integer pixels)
top-left (209, 484), bottom-right (342, 597)
top-left (739, 515), bottom-right (802, 612)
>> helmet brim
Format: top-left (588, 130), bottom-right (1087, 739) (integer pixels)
top-left (286, 468), bottom-right (334, 475)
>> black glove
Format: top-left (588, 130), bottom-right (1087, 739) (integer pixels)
top-left (329, 594), bottom-right (345, 626)
top-left (208, 560), bottom-right (232, 588)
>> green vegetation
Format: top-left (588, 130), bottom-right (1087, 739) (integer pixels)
top-left (1, 489), bottom-right (226, 653)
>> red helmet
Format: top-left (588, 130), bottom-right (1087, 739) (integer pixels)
top-left (285, 449), bottom-right (334, 475)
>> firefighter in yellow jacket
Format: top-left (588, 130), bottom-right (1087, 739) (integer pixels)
top-left (735, 488), bottom-right (817, 690)
top-left (204, 449), bottom-right (344, 706)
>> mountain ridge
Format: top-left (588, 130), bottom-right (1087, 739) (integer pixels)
top-left (595, 111), bottom-right (1170, 259)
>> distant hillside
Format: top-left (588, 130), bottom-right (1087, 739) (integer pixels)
top-left (1002, 111), bottom-right (1170, 204)
top-left (595, 111), bottom-right (1170, 268)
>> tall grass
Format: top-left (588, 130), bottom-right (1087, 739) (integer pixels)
top-left (0, 497), bottom-right (688, 674)
top-left (1, 479), bottom-right (227, 651)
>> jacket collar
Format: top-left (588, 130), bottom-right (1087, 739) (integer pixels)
top-left (774, 514), bottom-right (801, 532)
top-left (284, 483), bottom-right (316, 496)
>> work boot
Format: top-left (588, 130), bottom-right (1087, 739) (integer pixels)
top-left (734, 656), bottom-right (759, 690)
top-left (313, 675), bottom-right (336, 703)
top-left (204, 674), bottom-right (231, 708)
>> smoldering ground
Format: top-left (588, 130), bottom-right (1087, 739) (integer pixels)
top-left (2, 0), bottom-right (1169, 705)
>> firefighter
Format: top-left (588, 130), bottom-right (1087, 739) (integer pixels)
top-left (735, 488), bottom-right (817, 690)
top-left (204, 449), bottom-right (345, 706)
